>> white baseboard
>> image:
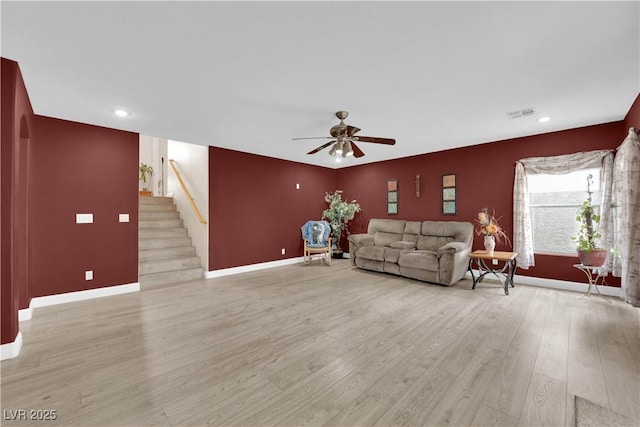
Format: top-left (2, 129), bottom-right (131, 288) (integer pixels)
top-left (206, 257), bottom-right (305, 278)
top-left (514, 273), bottom-right (622, 297)
top-left (465, 270), bottom-right (622, 297)
top-left (6, 283), bottom-right (140, 360)
top-left (0, 332), bottom-right (23, 361)
top-left (19, 283), bottom-right (140, 322)
top-left (27, 282), bottom-right (140, 309)
top-left (206, 253), bottom-right (351, 279)
top-left (18, 307), bottom-right (33, 322)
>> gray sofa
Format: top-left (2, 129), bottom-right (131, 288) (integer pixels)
top-left (347, 218), bottom-right (474, 286)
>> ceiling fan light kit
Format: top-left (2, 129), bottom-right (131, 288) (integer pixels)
top-left (293, 111), bottom-right (396, 159)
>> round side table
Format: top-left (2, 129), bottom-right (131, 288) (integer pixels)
top-left (573, 264), bottom-right (611, 303)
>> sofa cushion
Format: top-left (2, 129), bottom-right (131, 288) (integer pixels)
top-left (384, 248), bottom-right (403, 263)
top-left (402, 234), bottom-right (419, 243)
top-left (356, 245), bottom-right (386, 261)
top-left (390, 241), bottom-right (417, 249)
top-left (400, 221), bottom-right (421, 243)
top-left (384, 262), bottom-right (401, 275)
top-left (417, 235), bottom-right (455, 251)
top-left (374, 231), bottom-right (403, 247)
top-left (368, 219), bottom-right (406, 235)
top-left (398, 250), bottom-right (439, 271)
top-left (404, 221), bottom-right (422, 234)
top-left (421, 221), bottom-right (474, 245)
top-left (355, 257), bottom-right (385, 272)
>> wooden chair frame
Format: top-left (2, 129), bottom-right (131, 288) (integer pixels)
top-left (303, 236), bottom-right (332, 266)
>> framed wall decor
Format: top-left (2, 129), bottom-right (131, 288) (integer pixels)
top-left (442, 173), bottom-right (456, 215)
top-left (387, 179), bottom-right (398, 215)
top-left (442, 174), bottom-right (456, 188)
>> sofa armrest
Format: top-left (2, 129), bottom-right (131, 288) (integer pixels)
top-left (437, 241), bottom-right (469, 255)
top-left (347, 234), bottom-right (374, 266)
top-left (437, 241), bottom-right (472, 286)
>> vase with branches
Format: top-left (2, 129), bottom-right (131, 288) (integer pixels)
top-left (475, 207), bottom-right (510, 255)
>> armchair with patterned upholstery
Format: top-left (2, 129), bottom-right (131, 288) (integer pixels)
top-left (301, 220), bottom-right (332, 265)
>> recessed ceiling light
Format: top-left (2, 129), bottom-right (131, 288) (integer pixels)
top-left (335, 158), bottom-right (342, 163)
top-left (114, 109), bottom-right (129, 117)
top-left (538, 116), bottom-right (551, 123)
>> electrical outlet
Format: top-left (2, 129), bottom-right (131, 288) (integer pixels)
top-left (76, 213), bottom-right (93, 224)
top-left (85, 270), bottom-right (93, 280)
top-left (281, 248), bottom-right (286, 255)
top-left (119, 213), bottom-right (130, 222)
top-left (492, 259), bottom-right (498, 265)
top-left (296, 183), bottom-right (300, 190)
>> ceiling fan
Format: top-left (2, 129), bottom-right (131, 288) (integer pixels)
top-left (293, 111), bottom-right (396, 158)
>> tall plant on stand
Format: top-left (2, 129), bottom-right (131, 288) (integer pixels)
top-left (572, 174), bottom-right (608, 266)
top-left (322, 190), bottom-right (361, 257)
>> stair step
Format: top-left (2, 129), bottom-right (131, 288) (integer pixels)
top-left (138, 196), bottom-right (204, 287)
top-left (139, 246), bottom-right (197, 262)
top-left (139, 203), bottom-right (177, 213)
top-left (139, 256), bottom-right (202, 275)
top-left (140, 267), bottom-right (205, 287)
top-left (139, 228), bottom-right (188, 239)
top-left (140, 219), bottom-right (183, 229)
top-left (139, 196), bottom-right (174, 205)
top-left (139, 237), bottom-right (193, 250)
top-left (139, 211), bottom-right (180, 221)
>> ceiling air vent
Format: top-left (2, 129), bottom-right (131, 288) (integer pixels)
top-left (506, 107), bottom-right (536, 120)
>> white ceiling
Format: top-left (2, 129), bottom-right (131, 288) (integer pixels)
top-left (2, 1), bottom-right (639, 169)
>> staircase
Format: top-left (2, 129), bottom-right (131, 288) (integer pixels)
top-left (139, 196), bottom-right (205, 287)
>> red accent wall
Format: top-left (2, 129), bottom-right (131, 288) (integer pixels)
top-left (1, 58), bottom-right (34, 345)
top-left (337, 122), bottom-right (626, 284)
top-left (624, 93), bottom-right (640, 130)
top-left (209, 148), bottom-right (337, 270)
top-left (2, 56), bottom-right (637, 349)
top-left (30, 116), bottom-right (139, 297)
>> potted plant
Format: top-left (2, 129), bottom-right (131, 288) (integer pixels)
top-left (139, 163), bottom-right (154, 196)
top-left (572, 174), bottom-right (608, 266)
top-left (321, 190), bottom-right (361, 258)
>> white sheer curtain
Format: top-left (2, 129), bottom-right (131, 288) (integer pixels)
top-left (513, 149), bottom-right (614, 269)
top-left (612, 128), bottom-right (640, 306)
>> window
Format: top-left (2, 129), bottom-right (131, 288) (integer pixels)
top-left (513, 149), bottom-right (613, 269)
top-left (528, 168), bottom-right (601, 254)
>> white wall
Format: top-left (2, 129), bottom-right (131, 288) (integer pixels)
top-left (167, 140), bottom-right (209, 270)
top-left (139, 135), bottom-right (168, 196)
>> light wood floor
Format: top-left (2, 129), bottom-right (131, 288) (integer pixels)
top-left (2, 259), bottom-right (639, 426)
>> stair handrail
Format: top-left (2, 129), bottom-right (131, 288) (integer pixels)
top-left (168, 159), bottom-right (207, 224)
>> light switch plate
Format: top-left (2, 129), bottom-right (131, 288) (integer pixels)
top-left (76, 213), bottom-right (93, 224)
top-left (85, 270), bottom-right (93, 280)
top-left (119, 213), bottom-right (130, 223)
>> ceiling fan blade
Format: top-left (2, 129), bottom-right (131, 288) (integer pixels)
top-left (293, 136), bottom-right (332, 140)
top-left (351, 141), bottom-right (365, 158)
top-left (356, 136), bottom-right (396, 145)
top-left (307, 140), bottom-right (335, 155)
top-left (346, 125), bottom-right (361, 137)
